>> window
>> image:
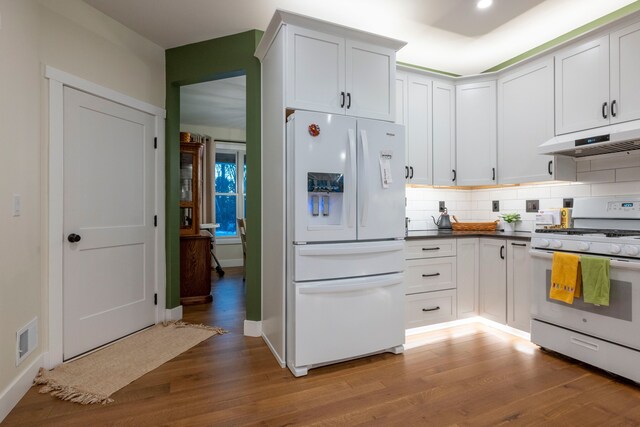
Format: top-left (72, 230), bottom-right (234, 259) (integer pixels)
top-left (214, 142), bottom-right (246, 239)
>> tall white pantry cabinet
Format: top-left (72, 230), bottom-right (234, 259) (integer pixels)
top-left (256, 10), bottom-right (406, 366)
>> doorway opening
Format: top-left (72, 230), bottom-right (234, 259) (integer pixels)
top-left (179, 75), bottom-right (248, 314)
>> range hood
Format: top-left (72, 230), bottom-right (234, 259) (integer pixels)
top-left (539, 120), bottom-right (640, 158)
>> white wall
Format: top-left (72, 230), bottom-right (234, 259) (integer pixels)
top-left (180, 124), bottom-right (246, 267)
top-left (0, 0), bottom-right (165, 416)
top-left (406, 152), bottom-right (640, 231)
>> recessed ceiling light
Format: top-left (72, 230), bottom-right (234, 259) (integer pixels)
top-left (477, 0), bottom-right (493, 9)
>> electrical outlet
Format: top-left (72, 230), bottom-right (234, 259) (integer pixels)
top-left (563, 198), bottom-right (574, 208)
top-left (16, 318), bottom-right (37, 366)
top-left (439, 201), bottom-right (446, 212)
top-left (492, 200), bottom-right (499, 212)
top-left (526, 199), bottom-right (539, 213)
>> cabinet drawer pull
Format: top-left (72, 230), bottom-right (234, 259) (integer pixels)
top-left (612, 100), bottom-right (617, 117)
top-left (500, 245), bottom-right (505, 259)
top-left (346, 92), bottom-right (352, 109)
top-left (492, 167), bottom-right (496, 181)
top-left (422, 306), bottom-right (441, 312)
top-left (340, 91), bottom-right (345, 108)
top-left (548, 160), bottom-right (553, 175)
top-left (602, 101), bottom-right (608, 119)
top-left (409, 166), bottom-right (414, 179)
top-left (511, 243), bottom-right (527, 247)
top-left (422, 273), bottom-right (441, 278)
top-left (405, 166), bottom-right (409, 179)
top-left (422, 247), bottom-right (440, 251)
top-left (452, 169), bottom-right (456, 182)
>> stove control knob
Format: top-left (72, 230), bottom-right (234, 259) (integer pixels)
top-left (538, 239), bottom-right (550, 248)
top-left (577, 242), bottom-right (590, 251)
top-left (624, 246), bottom-right (640, 256)
top-left (610, 244), bottom-right (622, 254)
top-left (551, 240), bottom-right (562, 249)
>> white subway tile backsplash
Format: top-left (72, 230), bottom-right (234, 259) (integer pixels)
top-left (405, 151), bottom-right (640, 229)
top-left (549, 183), bottom-right (591, 198)
top-left (590, 153), bottom-right (640, 171)
top-left (616, 167), bottom-right (640, 183)
top-left (591, 181), bottom-right (640, 196)
top-left (576, 160), bottom-right (591, 172)
top-left (577, 169), bottom-right (616, 183)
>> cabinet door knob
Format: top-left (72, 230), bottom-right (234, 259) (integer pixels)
top-left (67, 233), bottom-right (81, 243)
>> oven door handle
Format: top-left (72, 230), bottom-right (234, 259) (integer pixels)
top-left (529, 249), bottom-right (640, 271)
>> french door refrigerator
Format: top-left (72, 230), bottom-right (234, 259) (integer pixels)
top-left (285, 110), bottom-right (406, 377)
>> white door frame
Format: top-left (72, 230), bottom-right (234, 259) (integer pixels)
top-left (45, 66), bottom-right (166, 369)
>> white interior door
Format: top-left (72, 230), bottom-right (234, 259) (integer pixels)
top-left (63, 87), bottom-right (156, 360)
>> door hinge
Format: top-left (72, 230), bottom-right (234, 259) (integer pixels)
top-left (154, 215), bottom-right (157, 227)
top-left (154, 293), bottom-right (158, 305)
top-left (154, 137), bottom-right (157, 149)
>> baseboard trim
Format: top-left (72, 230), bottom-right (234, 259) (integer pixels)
top-left (0, 353), bottom-right (44, 422)
top-left (262, 334), bottom-right (286, 368)
top-left (243, 320), bottom-right (262, 337)
top-left (219, 258), bottom-right (243, 268)
top-left (165, 305), bottom-right (183, 322)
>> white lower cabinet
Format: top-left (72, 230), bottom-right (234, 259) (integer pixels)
top-left (506, 241), bottom-right (532, 332)
top-left (404, 239), bottom-right (456, 328)
top-left (478, 238), bottom-right (532, 330)
top-left (479, 238), bottom-right (507, 324)
top-left (457, 238), bottom-right (479, 319)
top-left (406, 237), bottom-right (531, 333)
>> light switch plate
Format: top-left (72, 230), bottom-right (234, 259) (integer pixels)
top-left (563, 198), bottom-right (574, 208)
top-left (492, 200), bottom-right (499, 212)
top-left (439, 201), bottom-right (445, 212)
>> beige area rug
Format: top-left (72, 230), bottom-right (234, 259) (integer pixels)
top-left (34, 321), bottom-right (227, 405)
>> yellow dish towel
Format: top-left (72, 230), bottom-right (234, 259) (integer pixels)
top-left (550, 252), bottom-right (582, 304)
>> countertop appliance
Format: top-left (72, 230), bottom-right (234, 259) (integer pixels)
top-left (285, 111), bottom-right (406, 377)
top-left (529, 196), bottom-right (640, 383)
top-left (432, 208), bottom-right (452, 230)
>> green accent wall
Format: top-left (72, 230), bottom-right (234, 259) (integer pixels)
top-left (396, 61), bottom-right (461, 77)
top-left (165, 30), bottom-right (263, 320)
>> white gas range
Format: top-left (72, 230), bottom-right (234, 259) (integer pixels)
top-left (529, 196), bottom-right (640, 384)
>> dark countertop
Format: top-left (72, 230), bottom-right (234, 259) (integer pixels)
top-left (406, 230), bottom-right (532, 241)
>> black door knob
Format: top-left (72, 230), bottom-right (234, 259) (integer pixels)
top-left (68, 233), bottom-right (81, 243)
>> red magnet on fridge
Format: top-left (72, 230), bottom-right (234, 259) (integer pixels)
top-left (308, 123), bottom-right (320, 137)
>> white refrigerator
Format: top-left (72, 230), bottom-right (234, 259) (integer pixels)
top-left (285, 110), bottom-right (406, 377)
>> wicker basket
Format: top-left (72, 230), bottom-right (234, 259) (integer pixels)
top-left (180, 132), bottom-right (191, 143)
top-left (451, 220), bottom-right (499, 231)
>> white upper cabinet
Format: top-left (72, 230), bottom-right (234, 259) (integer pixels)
top-left (432, 80), bottom-right (456, 186)
top-left (610, 20), bottom-right (640, 124)
top-left (395, 71), bottom-right (407, 126)
top-left (456, 81), bottom-right (497, 186)
top-left (555, 21), bottom-right (640, 135)
top-left (498, 59), bottom-right (576, 184)
top-left (286, 25), bottom-right (396, 121)
top-left (555, 35), bottom-right (610, 135)
top-left (406, 74), bottom-right (433, 185)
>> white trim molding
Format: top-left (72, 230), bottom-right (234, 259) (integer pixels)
top-left (165, 306), bottom-right (184, 322)
top-left (0, 354), bottom-right (44, 423)
top-left (244, 320), bottom-right (262, 337)
top-left (46, 66), bottom-right (166, 368)
top-left (219, 258), bottom-right (244, 268)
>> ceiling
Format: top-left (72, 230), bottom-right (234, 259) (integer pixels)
top-left (180, 76), bottom-right (246, 129)
top-left (85, 0), bottom-right (636, 75)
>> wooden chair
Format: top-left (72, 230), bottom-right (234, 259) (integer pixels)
top-left (237, 218), bottom-right (247, 280)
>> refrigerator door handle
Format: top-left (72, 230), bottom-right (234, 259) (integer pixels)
top-left (348, 129), bottom-right (357, 228)
top-left (360, 129), bottom-right (370, 227)
top-left (298, 273), bottom-right (403, 294)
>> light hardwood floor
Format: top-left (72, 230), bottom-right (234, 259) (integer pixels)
top-left (5, 268), bottom-right (640, 426)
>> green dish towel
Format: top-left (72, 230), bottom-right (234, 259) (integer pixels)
top-left (580, 256), bottom-right (610, 306)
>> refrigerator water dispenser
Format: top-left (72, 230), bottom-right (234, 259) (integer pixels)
top-left (307, 172), bottom-right (344, 224)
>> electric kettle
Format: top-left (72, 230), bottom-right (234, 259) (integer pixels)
top-left (432, 208), bottom-right (452, 230)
